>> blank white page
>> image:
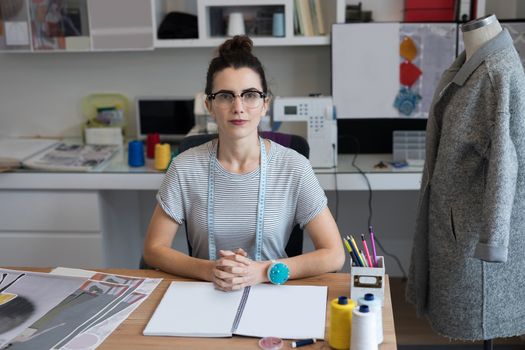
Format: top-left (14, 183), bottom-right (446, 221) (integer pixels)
top-left (235, 284), bottom-right (327, 339)
top-left (143, 281), bottom-right (244, 337)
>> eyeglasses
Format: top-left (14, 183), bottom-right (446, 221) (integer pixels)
top-left (207, 90), bottom-right (267, 109)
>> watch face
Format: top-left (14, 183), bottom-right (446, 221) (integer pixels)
top-left (269, 262), bottom-right (289, 285)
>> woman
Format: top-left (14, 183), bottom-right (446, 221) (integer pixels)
top-left (144, 35), bottom-right (344, 291)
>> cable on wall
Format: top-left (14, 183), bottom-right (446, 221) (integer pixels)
top-left (333, 143), bottom-right (339, 223)
top-left (343, 134), bottom-right (407, 280)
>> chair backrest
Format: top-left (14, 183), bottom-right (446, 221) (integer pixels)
top-left (179, 132), bottom-right (309, 157)
top-left (140, 132), bottom-right (308, 268)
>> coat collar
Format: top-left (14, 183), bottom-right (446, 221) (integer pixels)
top-left (451, 28), bottom-right (513, 86)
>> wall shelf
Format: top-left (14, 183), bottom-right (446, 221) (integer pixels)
top-left (153, 0), bottom-right (344, 49)
top-left (0, 0), bottom-right (344, 52)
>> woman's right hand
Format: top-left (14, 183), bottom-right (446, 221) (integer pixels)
top-left (211, 249), bottom-right (250, 291)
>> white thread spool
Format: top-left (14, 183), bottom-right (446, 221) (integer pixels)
top-left (350, 305), bottom-right (378, 350)
top-left (358, 293), bottom-right (383, 344)
top-left (227, 12), bottom-right (245, 36)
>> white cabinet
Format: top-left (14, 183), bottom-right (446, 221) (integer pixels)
top-left (0, 0), bottom-right (154, 52)
top-left (0, 190), bottom-right (104, 268)
top-left (154, 0), bottom-right (345, 48)
top-left (0, 0), bottom-right (343, 51)
top-left (88, 0), bottom-right (154, 51)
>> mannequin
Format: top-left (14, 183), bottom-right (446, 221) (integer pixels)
top-left (462, 14), bottom-right (502, 61)
top-left (406, 13), bottom-right (525, 346)
top-left (462, 17), bottom-right (502, 350)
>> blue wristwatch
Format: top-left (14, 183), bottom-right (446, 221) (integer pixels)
top-left (267, 260), bottom-right (289, 285)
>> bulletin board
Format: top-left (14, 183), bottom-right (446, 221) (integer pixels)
top-left (332, 22), bottom-right (457, 119)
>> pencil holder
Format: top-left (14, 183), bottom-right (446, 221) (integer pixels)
top-left (350, 256), bottom-right (385, 306)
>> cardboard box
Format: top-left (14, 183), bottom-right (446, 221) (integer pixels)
top-left (84, 127), bottom-right (123, 145)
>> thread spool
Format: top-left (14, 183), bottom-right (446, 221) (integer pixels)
top-left (351, 305), bottom-right (378, 350)
top-left (154, 143), bottom-right (171, 170)
top-left (227, 12), bottom-right (245, 36)
top-left (328, 296), bottom-right (356, 350)
top-left (272, 12), bottom-right (285, 37)
top-left (358, 293), bottom-right (383, 344)
top-left (128, 140), bottom-right (145, 167)
top-left (146, 133), bottom-right (160, 159)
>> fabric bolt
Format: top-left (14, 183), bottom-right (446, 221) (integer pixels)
top-left (406, 29), bottom-right (525, 340)
top-left (157, 139), bottom-right (327, 261)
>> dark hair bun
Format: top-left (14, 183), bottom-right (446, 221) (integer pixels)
top-left (205, 34), bottom-right (268, 95)
top-left (218, 35), bottom-right (253, 57)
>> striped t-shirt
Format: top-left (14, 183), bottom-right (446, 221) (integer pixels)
top-left (156, 139), bottom-right (327, 260)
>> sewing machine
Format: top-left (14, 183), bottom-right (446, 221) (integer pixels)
top-left (273, 96), bottom-right (337, 168)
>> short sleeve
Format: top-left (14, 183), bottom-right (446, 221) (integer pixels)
top-left (156, 161), bottom-right (185, 224)
top-left (295, 160), bottom-right (327, 228)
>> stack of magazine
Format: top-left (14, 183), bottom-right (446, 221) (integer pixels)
top-left (0, 268), bottom-right (161, 350)
top-left (23, 143), bottom-right (119, 172)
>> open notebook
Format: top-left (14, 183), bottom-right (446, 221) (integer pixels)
top-left (143, 282), bottom-right (327, 339)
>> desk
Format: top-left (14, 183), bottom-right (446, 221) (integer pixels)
top-left (23, 269), bottom-right (397, 350)
top-left (0, 154), bottom-right (421, 268)
top-left (0, 153), bottom-right (422, 191)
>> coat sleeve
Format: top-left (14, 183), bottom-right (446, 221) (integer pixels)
top-left (474, 110), bottom-right (518, 262)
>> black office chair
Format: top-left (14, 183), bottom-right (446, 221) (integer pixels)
top-left (140, 132), bottom-right (309, 269)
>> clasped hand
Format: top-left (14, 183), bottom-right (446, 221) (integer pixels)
top-left (211, 248), bottom-right (265, 291)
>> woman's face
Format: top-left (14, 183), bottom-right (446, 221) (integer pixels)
top-left (206, 67), bottom-right (268, 141)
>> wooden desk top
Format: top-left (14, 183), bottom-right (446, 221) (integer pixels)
top-left (14, 268), bottom-right (397, 350)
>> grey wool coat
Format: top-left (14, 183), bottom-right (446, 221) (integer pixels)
top-left (406, 29), bottom-right (525, 340)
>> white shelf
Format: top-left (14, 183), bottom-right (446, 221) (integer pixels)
top-left (1, 0), bottom-right (343, 52)
top-left (154, 35), bottom-right (330, 48)
top-left (153, 0), bottom-right (343, 49)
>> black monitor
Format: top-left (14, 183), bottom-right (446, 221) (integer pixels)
top-left (136, 97), bottom-right (195, 142)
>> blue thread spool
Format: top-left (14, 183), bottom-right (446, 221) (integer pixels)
top-left (273, 12), bottom-right (285, 37)
top-left (128, 140), bottom-right (145, 167)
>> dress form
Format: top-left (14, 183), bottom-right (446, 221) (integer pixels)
top-left (463, 15), bottom-right (502, 350)
top-left (462, 14), bottom-right (502, 61)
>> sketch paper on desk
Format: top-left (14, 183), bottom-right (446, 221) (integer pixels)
top-left (0, 269), bottom-right (86, 349)
top-left (3, 269), bottom-right (162, 350)
top-left (22, 143), bottom-right (119, 171)
top-left (0, 138), bottom-right (59, 170)
top-left (143, 282), bottom-right (327, 339)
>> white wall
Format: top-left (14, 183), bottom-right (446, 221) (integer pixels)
top-left (517, 0), bottom-right (525, 18)
top-left (0, 46), bottom-right (330, 138)
top-left (486, 0), bottom-right (520, 19)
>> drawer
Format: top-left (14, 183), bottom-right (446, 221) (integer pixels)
top-left (0, 232), bottom-right (104, 268)
top-left (0, 190), bottom-right (100, 232)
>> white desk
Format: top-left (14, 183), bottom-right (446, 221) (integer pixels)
top-left (0, 153), bottom-right (422, 269)
top-left (0, 152), bottom-right (422, 191)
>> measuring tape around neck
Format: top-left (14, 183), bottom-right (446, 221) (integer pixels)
top-left (207, 137), bottom-right (267, 261)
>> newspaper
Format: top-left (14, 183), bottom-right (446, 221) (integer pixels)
top-left (22, 144), bottom-right (119, 172)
